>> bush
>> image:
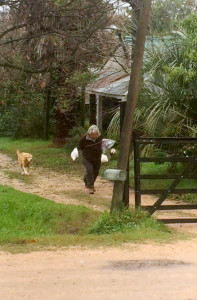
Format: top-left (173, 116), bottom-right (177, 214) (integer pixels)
top-left (89, 208), bottom-right (167, 235)
top-left (66, 125), bottom-right (88, 148)
top-left (0, 86), bottom-right (55, 139)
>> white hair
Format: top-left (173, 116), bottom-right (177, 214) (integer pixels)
top-left (88, 125), bottom-right (100, 135)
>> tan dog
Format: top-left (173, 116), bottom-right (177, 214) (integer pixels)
top-left (16, 150), bottom-right (33, 175)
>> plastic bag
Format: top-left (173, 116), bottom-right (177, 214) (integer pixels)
top-left (102, 139), bottom-right (116, 153)
top-left (71, 147), bottom-right (79, 161)
top-left (101, 154), bottom-right (108, 163)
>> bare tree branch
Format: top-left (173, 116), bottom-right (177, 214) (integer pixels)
top-left (0, 31), bottom-right (61, 46)
top-left (0, 23), bottom-right (26, 40)
top-left (0, 62), bottom-right (50, 73)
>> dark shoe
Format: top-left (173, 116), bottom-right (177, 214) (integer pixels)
top-left (89, 188), bottom-right (94, 194)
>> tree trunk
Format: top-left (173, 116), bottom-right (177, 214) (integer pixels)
top-left (44, 73), bottom-right (51, 140)
top-left (110, 0), bottom-right (152, 212)
top-left (80, 85), bottom-right (86, 127)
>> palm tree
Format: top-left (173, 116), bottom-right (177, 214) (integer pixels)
top-left (141, 14), bottom-right (197, 137)
top-left (107, 14), bottom-right (197, 140)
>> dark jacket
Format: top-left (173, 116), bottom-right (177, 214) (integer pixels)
top-left (78, 133), bottom-right (102, 164)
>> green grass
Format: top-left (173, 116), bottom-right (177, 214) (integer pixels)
top-left (128, 161), bottom-right (197, 197)
top-left (89, 209), bottom-right (168, 235)
top-left (0, 137), bottom-right (117, 176)
top-left (0, 184), bottom-right (99, 242)
top-left (4, 170), bottom-right (34, 184)
top-left (0, 185), bottom-right (180, 253)
top-left (171, 193), bottom-right (197, 204)
top-left (0, 137), bottom-right (84, 175)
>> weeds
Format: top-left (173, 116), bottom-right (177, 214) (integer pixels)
top-left (89, 209), bottom-right (168, 235)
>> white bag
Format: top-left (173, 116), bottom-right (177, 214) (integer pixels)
top-left (101, 154), bottom-right (108, 163)
top-left (102, 139), bottom-right (116, 153)
top-left (71, 147), bottom-right (79, 161)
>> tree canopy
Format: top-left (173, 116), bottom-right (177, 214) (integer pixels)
top-left (0, 0), bottom-right (118, 138)
top-left (138, 13), bottom-right (197, 137)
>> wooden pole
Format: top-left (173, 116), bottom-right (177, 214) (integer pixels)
top-left (120, 101), bottom-right (130, 208)
top-left (110, 0), bottom-right (152, 212)
top-left (96, 94), bottom-right (102, 130)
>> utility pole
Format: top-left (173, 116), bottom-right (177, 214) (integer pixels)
top-left (110, 0), bottom-right (152, 212)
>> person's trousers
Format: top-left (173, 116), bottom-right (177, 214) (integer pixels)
top-left (82, 156), bottom-right (101, 188)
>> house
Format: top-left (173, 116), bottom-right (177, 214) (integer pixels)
top-left (85, 35), bottom-right (173, 131)
top-left (86, 44), bottom-right (131, 131)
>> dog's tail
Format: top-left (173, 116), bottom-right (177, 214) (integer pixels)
top-left (16, 150), bottom-right (20, 156)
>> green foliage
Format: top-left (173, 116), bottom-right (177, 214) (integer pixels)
top-left (66, 125), bottom-right (88, 148)
top-left (141, 14), bottom-right (197, 137)
top-left (153, 150), bottom-right (167, 165)
top-left (151, 0), bottom-right (196, 33)
top-left (181, 13), bottom-right (197, 34)
top-left (0, 85), bottom-right (49, 138)
top-left (67, 70), bottom-right (99, 86)
top-left (106, 107), bottom-right (120, 141)
top-left (89, 209), bottom-right (168, 235)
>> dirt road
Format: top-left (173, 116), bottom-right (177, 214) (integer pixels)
top-left (0, 242), bottom-right (197, 300)
top-left (0, 152), bottom-right (197, 300)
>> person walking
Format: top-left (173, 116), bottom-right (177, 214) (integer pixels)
top-left (78, 125), bottom-right (102, 194)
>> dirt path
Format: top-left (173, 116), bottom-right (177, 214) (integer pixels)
top-left (0, 152), bottom-right (197, 300)
top-left (0, 152), bottom-right (113, 211)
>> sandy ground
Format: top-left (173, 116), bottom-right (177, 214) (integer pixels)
top-left (0, 152), bottom-right (197, 300)
top-left (0, 243), bottom-right (197, 300)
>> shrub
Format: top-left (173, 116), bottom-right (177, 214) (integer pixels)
top-left (89, 208), bottom-right (167, 235)
top-left (66, 125), bottom-right (88, 148)
top-left (0, 85), bottom-right (55, 138)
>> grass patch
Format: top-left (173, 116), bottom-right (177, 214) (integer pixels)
top-left (171, 193), bottom-right (197, 205)
top-left (89, 209), bottom-right (168, 235)
top-left (0, 137), bottom-right (84, 175)
top-left (4, 170), bottom-right (34, 185)
top-left (0, 185), bottom-right (100, 241)
top-left (128, 161), bottom-right (197, 196)
top-left (0, 185), bottom-right (181, 252)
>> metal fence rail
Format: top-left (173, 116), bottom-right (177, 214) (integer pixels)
top-left (133, 132), bottom-right (197, 224)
